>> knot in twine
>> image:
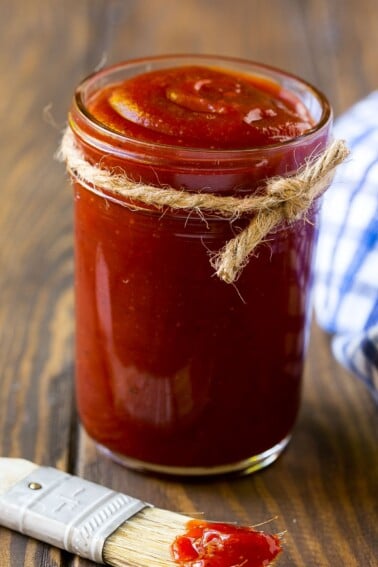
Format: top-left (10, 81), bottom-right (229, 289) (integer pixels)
top-left (59, 128), bottom-right (349, 284)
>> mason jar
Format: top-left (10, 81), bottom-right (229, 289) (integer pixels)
top-left (67, 55), bottom-right (332, 476)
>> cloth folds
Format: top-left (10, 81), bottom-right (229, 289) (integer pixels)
top-left (314, 91), bottom-right (378, 402)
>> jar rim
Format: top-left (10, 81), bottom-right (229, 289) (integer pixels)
top-left (71, 53), bottom-right (332, 161)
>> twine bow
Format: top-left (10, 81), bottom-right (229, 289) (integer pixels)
top-left (59, 128), bottom-right (349, 283)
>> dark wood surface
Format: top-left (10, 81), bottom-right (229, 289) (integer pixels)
top-left (0, 1), bottom-right (377, 565)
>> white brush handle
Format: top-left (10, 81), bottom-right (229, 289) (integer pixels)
top-left (0, 465), bottom-right (148, 563)
top-left (0, 458), bottom-right (38, 495)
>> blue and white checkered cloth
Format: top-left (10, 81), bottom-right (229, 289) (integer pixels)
top-left (314, 91), bottom-right (378, 403)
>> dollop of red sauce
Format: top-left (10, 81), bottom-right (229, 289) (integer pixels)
top-left (88, 65), bottom-right (313, 149)
top-left (171, 520), bottom-right (282, 567)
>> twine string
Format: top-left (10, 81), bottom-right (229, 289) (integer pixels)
top-left (59, 128), bottom-right (349, 283)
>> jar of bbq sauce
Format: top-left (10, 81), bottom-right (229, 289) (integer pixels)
top-left (68, 55), bottom-right (332, 476)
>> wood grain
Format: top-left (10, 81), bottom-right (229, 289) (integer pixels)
top-left (0, 1), bottom-right (377, 565)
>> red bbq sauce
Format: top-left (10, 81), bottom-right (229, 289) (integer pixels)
top-left (88, 65), bottom-right (313, 148)
top-left (171, 520), bottom-right (282, 567)
top-left (70, 58), bottom-right (331, 472)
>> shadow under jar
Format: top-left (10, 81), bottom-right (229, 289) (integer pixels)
top-left (68, 55), bottom-right (332, 476)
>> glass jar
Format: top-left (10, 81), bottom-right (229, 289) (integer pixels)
top-left (68, 55), bottom-right (332, 476)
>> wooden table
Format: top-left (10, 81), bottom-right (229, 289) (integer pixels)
top-left (0, 1), bottom-right (377, 565)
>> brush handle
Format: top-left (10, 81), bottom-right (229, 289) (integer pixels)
top-left (0, 466), bottom-right (148, 563)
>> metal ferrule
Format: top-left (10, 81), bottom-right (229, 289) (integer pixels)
top-left (0, 466), bottom-right (148, 563)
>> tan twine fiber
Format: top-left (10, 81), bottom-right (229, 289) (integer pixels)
top-left (59, 128), bottom-right (349, 284)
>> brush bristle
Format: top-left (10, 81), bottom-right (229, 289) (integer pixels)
top-left (103, 507), bottom-right (282, 567)
top-left (103, 507), bottom-right (190, 567)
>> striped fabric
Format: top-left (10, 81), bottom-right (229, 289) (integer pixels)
top-left (314, 91), bottom-right (378, 402)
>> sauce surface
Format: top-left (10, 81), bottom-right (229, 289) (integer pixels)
top-left (171, 520), bottom-right (282, 567)
top-left (88, 65), bottom-right (313, 149)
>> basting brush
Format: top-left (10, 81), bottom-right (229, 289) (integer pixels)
top-left (0, 458), bottom-right (282, 566)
